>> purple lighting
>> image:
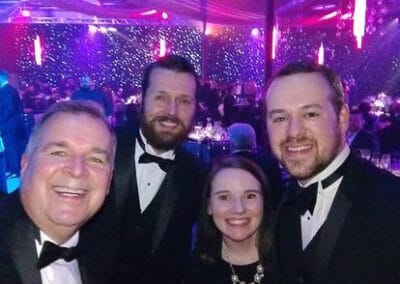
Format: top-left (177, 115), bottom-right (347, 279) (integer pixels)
top-left (251, 28), bottom-right (260, 37)
top-left (34, 35), bottom-right (42, 66)
top-left (161, 12), bottom-right (169, 20)
top-left (141, 9), bottom-right (157, 16)
top-left (88, 25), bottom-right (97, 34)
top-left (353, 0), bottom-right (367, 49)
top-left (21, 9), bottom-right (31, 17)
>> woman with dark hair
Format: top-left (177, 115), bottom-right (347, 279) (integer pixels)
top-left (184, 155), bottom-right (272, 284)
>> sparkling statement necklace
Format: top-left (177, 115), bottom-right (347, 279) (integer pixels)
top-left (222, 241), bottom-right (265, 284)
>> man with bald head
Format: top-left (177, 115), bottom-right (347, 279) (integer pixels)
top-left (265, 61), bottom-right (400, 284)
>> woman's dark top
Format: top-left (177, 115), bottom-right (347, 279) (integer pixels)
top-left (184, 256), bottom-right (267, 284)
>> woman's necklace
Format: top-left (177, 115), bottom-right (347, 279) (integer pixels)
top-left (222, 241), bottom-right (264, 284)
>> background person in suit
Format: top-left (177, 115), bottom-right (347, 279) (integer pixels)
top-left (111, 54), bottom-right (206, 283)
top-left (71, 76), bottom-right (113, 120)
top-left (265, 61), bottom-right (400, 284)
top-left (347, 106), bottom-right (380, 153)
top-left (228, 122), bottom-right (285, 209)
top-left (0, 101), bottom-right (116, 284)
top-left (0, 70), bottom-right (24, 177)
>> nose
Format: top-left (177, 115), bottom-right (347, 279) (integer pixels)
top-left (165, 99), bottom-right (178, 115)
top-left (64, 156), bottom-right (87, 177)
top-left (287, 117), bottom-right (305, 138)
top-left (230, 197), bottom-right (245, 214)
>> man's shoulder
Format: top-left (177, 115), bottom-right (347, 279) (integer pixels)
top-left (0, 191), bottom-right (24, 227)
top-left (176, 146), bottom-right (207, 173)
top-left (344, 154), bottom-right (400, 204)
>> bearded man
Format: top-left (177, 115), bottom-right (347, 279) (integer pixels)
top-left (265, 61), bottom-right (400, 284)
top-left (109, 55), bottom-right (206, 283)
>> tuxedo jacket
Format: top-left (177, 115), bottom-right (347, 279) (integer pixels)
top-left (0, 191), bottom-right (112, 284)
top-left (0, 83), bottom-right (22, 131)
top-left (108, 128), bottom-right (207, 283)
top-left (272, 153), bottom-right (400, 284)
top-left (378, 117), bottom-right (400, 153)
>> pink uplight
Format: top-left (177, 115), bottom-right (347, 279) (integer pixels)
top-left (320, 11), bottom-right (338, 21)
top-left (88, 25), bottom-right (97, 34)
top-left (204, 26), bottom-right (212, 36)
top-left (251, 28), bottom-right (260, 37)
top-left (353, 0), bottom-right (367, 49)
top-left (341, 12), bottom-right (352, 20)
top-left (159, 38), bottom-right (167, 57)
top-left (161, 12), bottom-right (169, 20)
top-left (141, 9), bottom-right (157, 16)
top-left (271, 25), bottom-right (278, 60)
top-left (21, 9), bottom-right (31, 17)
top-left (318, 43), bottom-right (325, 65)
top-left (34, 35), bottom-right (42, 66)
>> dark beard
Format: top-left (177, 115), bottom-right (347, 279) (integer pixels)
top-left (140, 114), bottom-right (191, 151)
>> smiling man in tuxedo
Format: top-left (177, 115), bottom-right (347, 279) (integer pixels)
top-left (0, 101), bottom-right (116, 284)
top-left (265, 61), bottom-right (400, 284)
top-left (110, 54), bottom-right (206, 283)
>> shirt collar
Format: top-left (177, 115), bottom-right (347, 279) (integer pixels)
top-left (300, 144), bottom-right (350, 188)
top-left (35, 230), bottom-right (80, 256)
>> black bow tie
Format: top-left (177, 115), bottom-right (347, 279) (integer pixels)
top-left (295, 162), bottom-right (346, 215)
top-left (37, 241), bottom-right (81, 269)
top-left (139, 152), bottom-right (174, 172)
top-left (136, 132), bottom-right (174, 172)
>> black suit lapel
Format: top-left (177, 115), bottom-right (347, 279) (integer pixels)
top-left (114, 130), bottom-right (140, 221)
top-left (274, 181), bottom-right (303, 283)
top-left (313, 157), bottom-right (355, 283)
top-left (313, 186), bottom-right (351, 283)
top-left (147, 149), bottom-right (186, 258)
top-left (78, 254), bottom-right (98, 284)
top-left (4, 213), bottom-right (41, 284)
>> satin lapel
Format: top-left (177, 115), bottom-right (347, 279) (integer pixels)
top-left (78, 256), bottom-right (96, 284)
top-left (114, 131), bottom-right (139, 221)
top-left (5, 215), bottom-right (41, 284)
top-left (313, 169), bottom-right (353, 283)
top-left (147, 152), bottom-right (185, 258)
top-left (274, 182), bottom-right (302, 283)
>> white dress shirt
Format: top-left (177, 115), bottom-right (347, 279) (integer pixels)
top-left (135, 131), bottom-right (175, 212)
top-left (299, 145), bottom-right (350, 249)
top-left (35, 231), bottom-right (82, 284)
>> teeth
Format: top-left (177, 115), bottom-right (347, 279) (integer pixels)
top-left (159, 121), bottom-right (178, 127)
top-left (53, 186), bottom-right (86, 196)
top-left (226, 219), bottom-right (248, 226)
top-left (287, 145), bottom-right (311, 152)
top-left (59, 192), bottom-right (83, 197)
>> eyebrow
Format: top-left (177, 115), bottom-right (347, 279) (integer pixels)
top-left (41, 141), bottom-right (69, 151)
top-left (268, 103), bottom-right (323, 117)
top-left (212, 189), bottom-right (262, 195)
top-left (156, 90), bottom-right (194, 99)
top-left (41, 141), bottom-right (110, 157)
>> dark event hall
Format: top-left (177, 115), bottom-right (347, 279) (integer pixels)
top-left (0, 1), bottom-right (400, 283)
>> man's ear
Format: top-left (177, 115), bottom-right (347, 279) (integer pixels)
top-left (20, 154), bottom-right (29, 177)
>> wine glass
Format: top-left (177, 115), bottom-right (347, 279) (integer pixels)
top-left (380, 154), bottom-right (391, 171)
top-left (360, 148), bottom-right (371, 161)
top-left (371, 152), bottom-right (380, 167)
